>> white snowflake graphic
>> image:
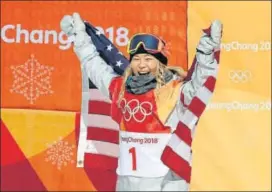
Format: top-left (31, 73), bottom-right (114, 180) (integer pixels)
top-left (10, 54), bottom-right (54, 104)
top-left (45, 137), bottom-right (75, 170)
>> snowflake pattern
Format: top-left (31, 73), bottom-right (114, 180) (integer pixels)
top-left (10, 54), bottom-right (54, 104)
top-left (45, 137), bottom-right (75, 170)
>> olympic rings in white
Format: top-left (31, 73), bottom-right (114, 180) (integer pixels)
top-left (229, 70), bottom-right (252, 83)
top-left (120, 98), bottom-right (153, 123)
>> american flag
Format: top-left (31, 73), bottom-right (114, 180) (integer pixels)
top-left (74, 22), bottom-right (131, 191)
top-left (75, 21), bottom-right (130, 168)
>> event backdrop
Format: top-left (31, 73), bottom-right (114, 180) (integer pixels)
top-left (1, 1), bottom-right (271, 191)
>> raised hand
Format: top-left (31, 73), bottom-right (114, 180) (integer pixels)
top-left (196, 20), bottom-right (223, 55)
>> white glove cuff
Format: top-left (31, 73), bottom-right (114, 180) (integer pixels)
top-left (196, 52), bottom-right (214, 65)
top-left (73, 31), bottom-right (93, 48)
top-left (74, 41), bottom-right (98, 63)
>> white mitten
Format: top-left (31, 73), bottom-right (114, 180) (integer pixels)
top-left (60, 15), bottom-right (75, 37)
top-left (71, 12), bottom-right (97, 63)
top-left (210, 20), bottom-right (222, 46)
top-left (72, 13), bottom-right (90, 48)
top-left (72, 12), bottom-right (86, 33)
top-left (196, 20), bottom-right (222, 55)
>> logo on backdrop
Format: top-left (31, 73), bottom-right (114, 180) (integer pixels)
top-left (1, 24), bottom-right (130, 50)
top-left (229, 70), bottom-right (252, 83)
top-left (10, 54), bottom-right (54, 104)
top-left (45, 136), bottom-right (75, 170)
top-left (221, 41), bottom-right (271, 52)
top-left (207, 101), bottom-right (271, 112)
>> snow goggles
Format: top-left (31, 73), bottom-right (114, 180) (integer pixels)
top-left (127, 33), bottom-right (166, 55)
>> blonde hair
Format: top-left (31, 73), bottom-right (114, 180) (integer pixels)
top-left (117, 62), bottom-right (187, 106)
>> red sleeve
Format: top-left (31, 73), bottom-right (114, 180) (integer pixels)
top-left (108, 76), bottom-right (123, 101)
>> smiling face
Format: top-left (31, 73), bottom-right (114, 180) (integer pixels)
top-left (130, 53), bottom-right (159, 76)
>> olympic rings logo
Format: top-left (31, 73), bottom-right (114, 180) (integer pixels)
top-left (229, 70), bottom-right (252, 83)
top-left (119, 98), bottom-right (153, 123)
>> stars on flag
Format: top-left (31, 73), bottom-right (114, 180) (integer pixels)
top-left (107, 44), bottom-right (113, 51)
top-left (95, 30), bottom-right (102, 36)
top-left (116, 60), bottom-right (123, 67)
top-left (84, 22), bottom-right (130, 75)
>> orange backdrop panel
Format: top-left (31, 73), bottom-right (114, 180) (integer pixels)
top-left (1, 1), bottom-right (188, 111)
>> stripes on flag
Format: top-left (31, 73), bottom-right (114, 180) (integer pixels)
top-left (85, 140), bottom-right (119, 158)
top-left (161, 146), bottom-right (192, 183)
top-left (87, 128), bottom-right (119, 144)
top-left (76, 87), bottom-right (119, 170)
top-left (87, 114), bottom-right (119, 131)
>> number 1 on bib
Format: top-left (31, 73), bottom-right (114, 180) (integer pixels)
top-left (129, 147), bottom-right (137, 170)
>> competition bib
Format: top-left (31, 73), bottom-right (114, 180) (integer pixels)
top-left (116, 131), bottom-right (171, 177)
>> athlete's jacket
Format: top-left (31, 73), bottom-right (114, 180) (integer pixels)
top-left (74, 26), bottom-right (220, 184)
